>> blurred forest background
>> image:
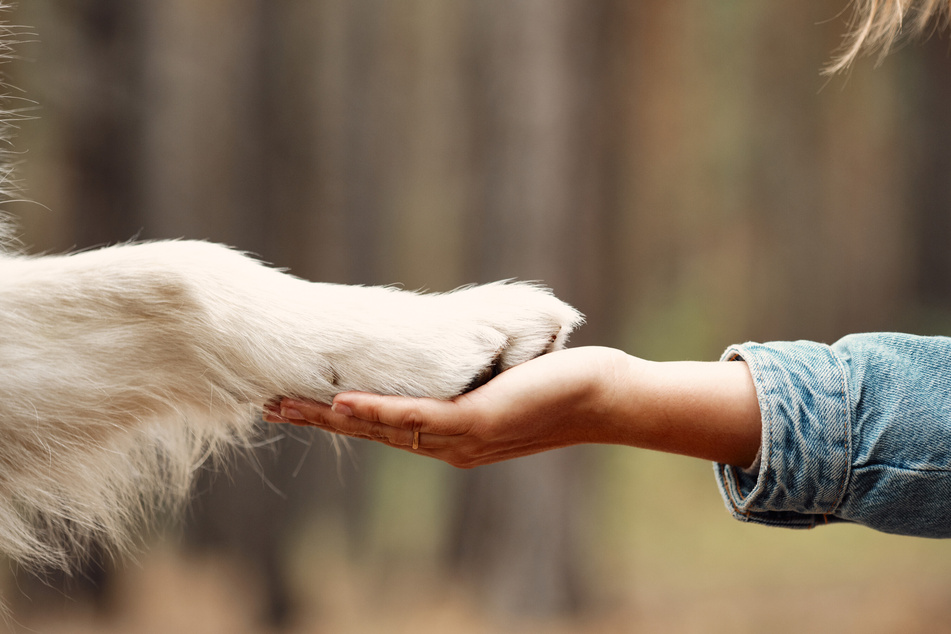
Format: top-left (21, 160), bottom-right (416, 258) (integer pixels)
top-left (4, 0), bottom-right (951, 632)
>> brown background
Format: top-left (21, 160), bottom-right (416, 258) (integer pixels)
top-left (4, 1), bottom-right (951, 632)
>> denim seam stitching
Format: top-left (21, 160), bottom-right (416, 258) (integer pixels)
top-left (852, 463), bottom-right (951, 474)
top-left (825, 343), bottom-right (853, 516)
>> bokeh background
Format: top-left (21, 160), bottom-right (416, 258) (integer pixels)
top-left (4, 1), bottom-right (951, 632)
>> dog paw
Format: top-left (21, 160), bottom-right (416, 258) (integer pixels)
top-left (375, 281), bottom-right (583, 398)
top-left (447, 282), bottom-right (583, 389)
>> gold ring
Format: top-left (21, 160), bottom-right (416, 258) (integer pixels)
top-left (412, 431), bottom-right (420, 450)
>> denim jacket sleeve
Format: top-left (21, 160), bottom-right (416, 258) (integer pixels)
top-left (714, 333), bottom-right (951, 537)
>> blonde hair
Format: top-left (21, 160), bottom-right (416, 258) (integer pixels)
top-left (828, 0), bottom-right (951, 73)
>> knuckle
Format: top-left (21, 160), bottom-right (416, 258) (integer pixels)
top-left (398, 404), bottom-right (424, 432)
top-left (360, 401), bottom-right (384, 423)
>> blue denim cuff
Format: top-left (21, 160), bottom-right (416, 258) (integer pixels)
top-left (714, 340), bottom-right (852, 529)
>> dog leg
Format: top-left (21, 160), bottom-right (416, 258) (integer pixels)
top-left (0, 239), bottom-right (581, 567)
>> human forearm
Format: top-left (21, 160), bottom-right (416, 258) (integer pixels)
top-left (600, 357), bottom-right (762, 467)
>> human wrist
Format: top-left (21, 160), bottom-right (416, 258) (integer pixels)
top-left (576, 350), bottom-right (655, 446)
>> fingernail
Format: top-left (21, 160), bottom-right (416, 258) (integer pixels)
top-left (281, 407), bottom-right (303, 419)
top-left (263, 413), bottom-right (289, 424)
top-left (332, 402), bottom-right (353, 417)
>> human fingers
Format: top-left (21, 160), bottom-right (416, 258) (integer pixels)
top-left (266, 394), bottom-right (564, 468)
top-left (328, 392), bottom-right (477, 437)
top-left (270, 396), bottom-right (458, 451)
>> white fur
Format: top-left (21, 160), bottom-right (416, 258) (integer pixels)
top-left (0, 235), bottom-right (582, 568)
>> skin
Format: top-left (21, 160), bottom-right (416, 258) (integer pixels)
top-left (263, 346), bottom-right (763, 469)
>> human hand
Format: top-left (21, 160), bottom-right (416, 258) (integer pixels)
top-left (264, 346), bottom-right (633, 468)
top-left (263, 345), bottom-right (762, 468)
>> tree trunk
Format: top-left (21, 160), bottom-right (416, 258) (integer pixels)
top-left (448, 0), bottom-right (612, 615)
